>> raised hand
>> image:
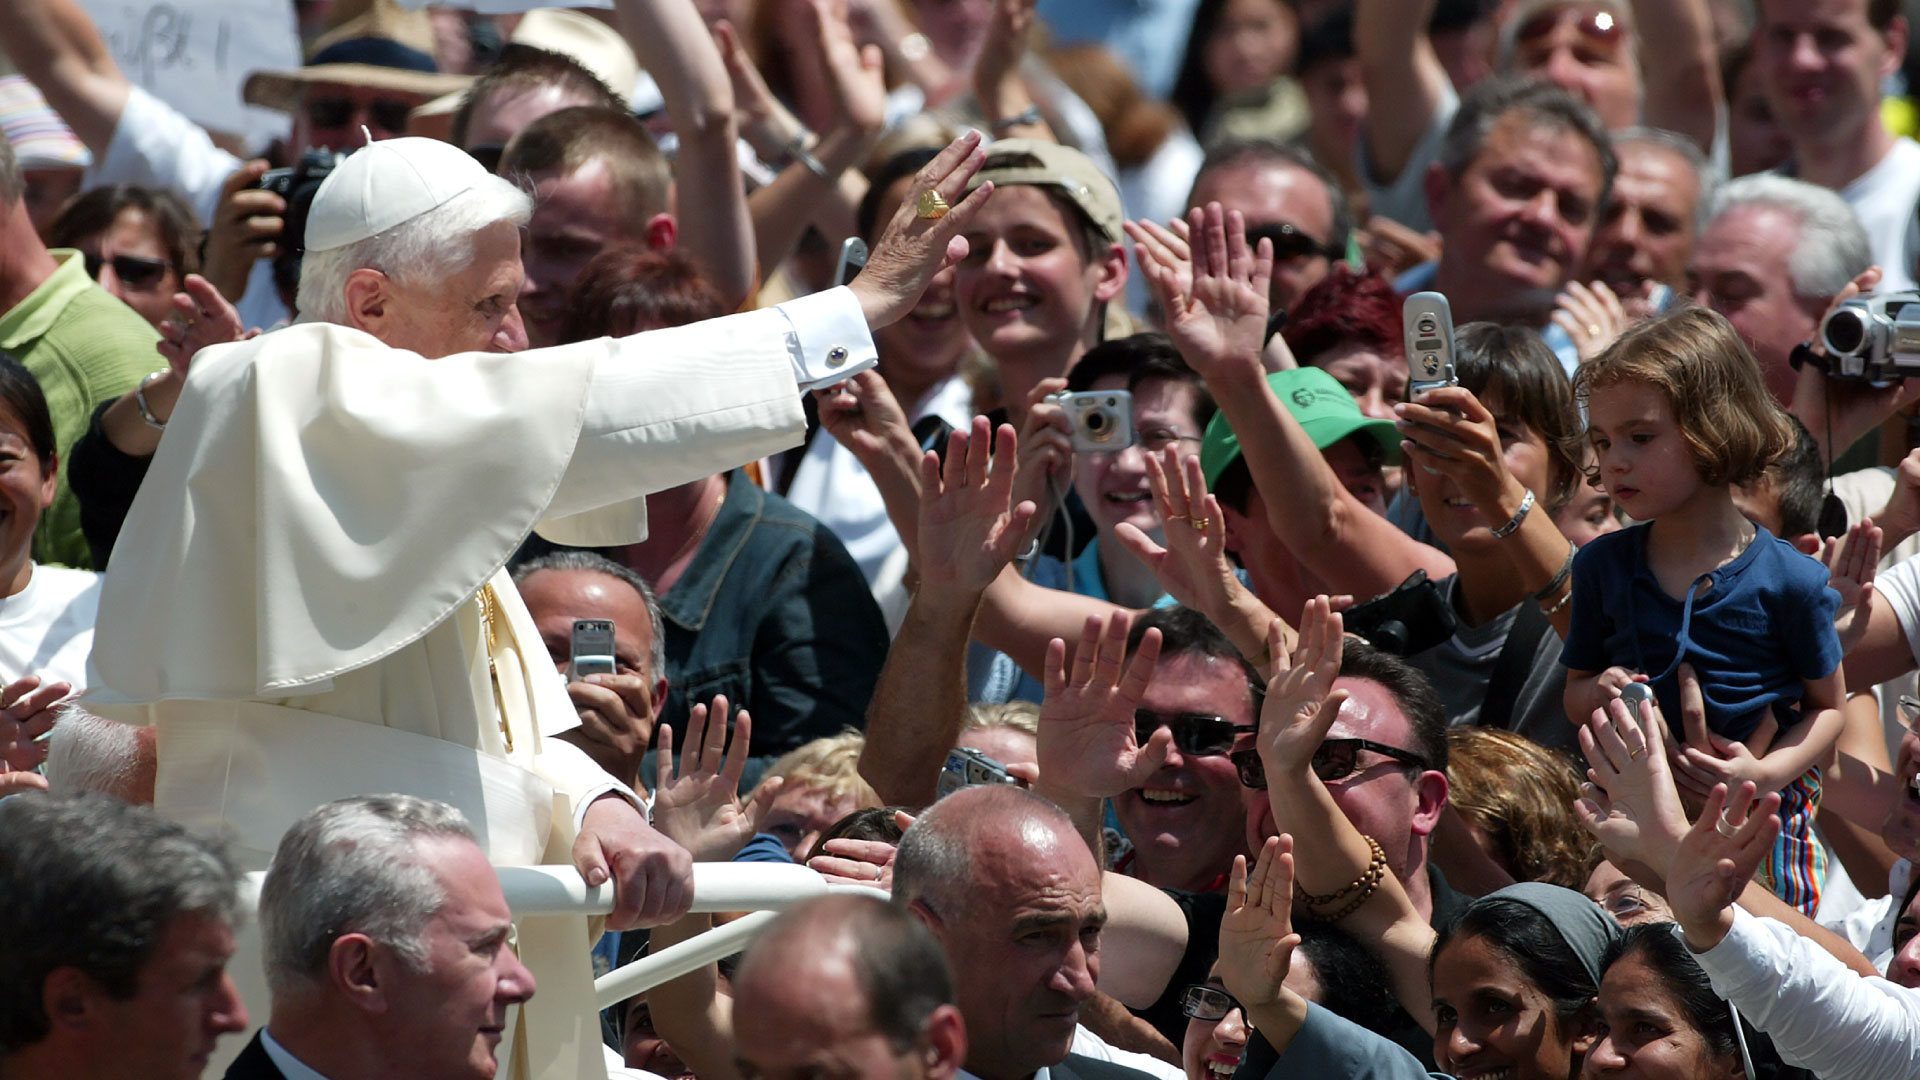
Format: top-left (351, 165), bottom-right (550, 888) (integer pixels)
top-left (1257, 599), bottom-right (1344, 778)
top-left (1550, 279), bottom-right (1629, 363)
top-left (1038, 611), bottom-right (1172, 799)
top-left (1114, 448), bottom-right (1243, 616)
top-left (1136, 204), bottom-right (1274, 381)
top-left (652, 696), bottom-right (779, 863)
top-left (198, 160), bottom-right (284, 304)
top-left (918, 418), bottom-right (1038, 595)
top-left (0, 676), bottom-right (69, 796)
top-left (850, 131), bottom-right (993, 329)
top-left (1394, 385), bottom-right (1527, 524)
top-left (1011, 377), bottom-right (1074, 524)
top-left (809, 809), bottom-right (916, 888)
top-left (811, 0), bottom-right (887, 135)
top-left (972, 0), bottom-right (1038, 102)
top-left (816, 370), bottom-right (915, 462)
top-left (156, 275), bottom-right (253, 373)
top-left (1666, 781), bottom-right (1780, 951)
top-left (1574, 692), bottom-right (1691, 879)
top-left (1217, 835), bottom-right (1302, 1013)
top-left (1824, 518), bottom-right (1881, 655)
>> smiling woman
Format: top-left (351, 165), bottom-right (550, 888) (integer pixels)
top-left (1583, 925), bottom-right (1801, 1080)
top-left (0, 353), bottom-right (98, 690)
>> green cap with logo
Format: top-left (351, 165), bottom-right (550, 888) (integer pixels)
top-left (966, 137), bottom-right (1124, 245)
top-left (1201, 367), bottom-right (1404, 488)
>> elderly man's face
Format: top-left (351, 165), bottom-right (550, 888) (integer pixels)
top-left (1583, 140), bottom-right (1701, 310)
top-left (1755, 0), bottom-right (1903, 148)
top-left (1114, 651), bottom-right (1257, 893)
top-left (1687, 203), bottom-right (1823, 404)
top-left (377, 218), bottom-right (528, 356)
top-left (1429, 111), bottom-right (1605, 321)
top-left (926, 820), bottom-right (1103, 1080)
top-left (378, 836), bottom-right (535, 1080)
top-left (1188, 161), bottom-right (1337, 313)
top-left (88, 910), bottom-right (249, 1080)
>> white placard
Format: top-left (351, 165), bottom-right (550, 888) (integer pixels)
top-left (75, 0), bottom-right (301, 142)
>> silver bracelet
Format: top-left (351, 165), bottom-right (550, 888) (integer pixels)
top-left (135, 369), bottom-right (170, 431)
top-left (1490, 488), bottom-right (1535, 539)
top-left (784, 131), bottom-right (831, 181)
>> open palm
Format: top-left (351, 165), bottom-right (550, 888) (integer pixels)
top-left (1218, 835), bottom-right (1301, 1011)
top-left (1039, 611), bottom-right (1171, 799)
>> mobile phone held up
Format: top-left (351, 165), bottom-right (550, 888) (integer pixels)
top-left (569, 618), bottom-right (616, 680)
top-left (1403, 291), bottom-right (1458, 399)
top-left (835, 237), bottom-right (869, 287)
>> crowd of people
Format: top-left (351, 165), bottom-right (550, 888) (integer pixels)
top-left (9, 0), bottom-right (1920, 1078)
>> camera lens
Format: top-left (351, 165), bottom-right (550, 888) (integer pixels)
top-left (1085, 410), bottom-right (1109, 432)
top-left (1417, 316), bottom-right (1436, 334)
top-left (1823, 310), bottom-right (1867, 356)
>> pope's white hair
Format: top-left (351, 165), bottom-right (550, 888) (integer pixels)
top-left (296, 175), bottom-right (531, 325)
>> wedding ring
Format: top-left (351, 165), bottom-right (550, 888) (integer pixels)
top-left (1587, 323), bottom-right (1600, 336)
top-left (1186, 515), bottom-right (1209, 532)
top-left (916, 189), bottom-right (951, 219)
top-left (1627, 746), bottom-right (1647, 759)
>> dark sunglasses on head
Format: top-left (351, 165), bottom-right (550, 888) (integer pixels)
top-left (1133, 710), bottom-right (1251, 757)
top-left (83, 251), bottom-right (173, 290)
top-left (1244, 222), bottom-right (1341, 263)
top-left (1514, 5), bottom-right (1626, 48)
top-left (1180, 984), bottom-right (1244, 1022)
top-left (305, 95), bottom-right (414, 135)
top-left (1231, 736), bottom-right (1428, 790)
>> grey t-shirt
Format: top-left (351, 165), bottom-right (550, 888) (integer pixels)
top-left (1408, 573), bottom-right (1575, 753)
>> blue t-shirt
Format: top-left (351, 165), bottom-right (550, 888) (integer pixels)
top-left (1559, 523), bottom-right (1842, 742)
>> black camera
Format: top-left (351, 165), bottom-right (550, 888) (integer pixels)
top-left (1341, 570), bottom-right (1457, 658)
top-left (253, 148), bottom-right (343, 302)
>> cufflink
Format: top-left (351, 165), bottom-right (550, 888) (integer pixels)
top-left (828, 346), bottom-right (848, 368)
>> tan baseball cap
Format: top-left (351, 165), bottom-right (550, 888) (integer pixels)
top-left (966, 138), bottom-right (1123, 245)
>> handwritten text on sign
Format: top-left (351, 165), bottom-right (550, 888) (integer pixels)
top-left (77, 0), bottom-right (300, 139)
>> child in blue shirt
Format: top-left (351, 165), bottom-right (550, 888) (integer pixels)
top-left (1561, 307), bottom-right (1843, 914)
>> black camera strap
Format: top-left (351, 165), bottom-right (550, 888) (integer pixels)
top-left (1480, 595), bottom-right (1554, 733)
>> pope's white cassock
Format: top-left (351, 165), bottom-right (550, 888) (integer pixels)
top-left (82, 284), bottom-right (875, 1079)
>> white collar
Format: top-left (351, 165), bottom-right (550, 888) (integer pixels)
top-left (260, 1029), bottom-right (337, 1080)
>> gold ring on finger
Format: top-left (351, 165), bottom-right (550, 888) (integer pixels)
top-left (1187, 515), bottom-right (1209, 531)
top-left (916, 190), bottom-right (951, 219)
top-left (1627, 746), bottom-right (1646, 759)
top-left (1587, 324), bottom-right (1600, 336)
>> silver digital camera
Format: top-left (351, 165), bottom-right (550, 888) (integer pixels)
top-left (1818, 291), bottom-right (1920, 385)
top-left (937, 747), bottom-right (1023, 798)
top-left (1046, 389), bottom-right (1135, 452)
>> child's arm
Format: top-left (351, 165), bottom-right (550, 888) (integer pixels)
top-left (1564, 666), bottom-right (1644, 729)
top-left (1677, 671), bottom-right (1846, 796)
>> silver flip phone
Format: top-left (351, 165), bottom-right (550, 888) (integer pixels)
top-left (1404, 291), bottom-right (1458, 398)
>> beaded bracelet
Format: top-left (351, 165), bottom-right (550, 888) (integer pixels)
top-left (1295, 835), bottom-right (1387, 922)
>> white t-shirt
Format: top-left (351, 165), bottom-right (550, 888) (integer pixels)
top-left (0, 564), bottom-right (100, 689)
top-left (1837, 136), bottom-right (1920, 293)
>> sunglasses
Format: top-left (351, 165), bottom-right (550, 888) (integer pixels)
top-left (1244, 222), bottom-right (1341, 263)
top-left (1180, 984), bottom-right (1244, 1022)
top-left (1231, 737), bottom-right (1428, 790)
top-left (1514, 5), bottom-right (1626, 48)
top-left (83, 252), bottom-right (173, 290)
top-left (1134, 711), bottom-right (1252, 757)
top-left (304, 95), bottom-right (414, 135)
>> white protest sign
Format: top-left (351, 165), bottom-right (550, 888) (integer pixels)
top-left (76, 0), bottom-right (301, 142)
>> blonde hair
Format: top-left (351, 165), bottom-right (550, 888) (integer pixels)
top-left (963, 702), bottom-right (1040, 737)
top-left (760, 730), bottom-right (881, 807)
top-left (1446, 728), bottom-right (1600, 889)
top-left (1572, 305), bottom-right (1794, 488)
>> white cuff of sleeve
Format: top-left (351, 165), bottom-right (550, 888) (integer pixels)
top-left (777, 286), bottom-right (878, 391)
top-left (573, 778), bottom-right (651, 835)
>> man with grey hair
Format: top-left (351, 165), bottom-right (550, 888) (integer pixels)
top-left (0, 794), bottom-right (248, 1080)
top-left (227, 794), bottom-right (535, 1080)
top-left (80, 119), bottom-right (989, 1079)
top-left (891, 785), bottom-right (1161, 1080)
top-left (1184, 140), bottom-right (1350, 316)
top-left (1409, 75), bottom-right (1616, 370)
top-left (1689, 173), bottom-right (1873, 405)
top-left (0, 129), bottom-right (158, 568)
top-left (730, 894), bottom-right (968, 1080)
top-left (1577, 127), bottom-right (1712, 317)
top-left (514, 550), bottom-right (667, 792)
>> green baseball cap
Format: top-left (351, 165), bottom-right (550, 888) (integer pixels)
top-left (1201, 367), bottom-right (1403, 488)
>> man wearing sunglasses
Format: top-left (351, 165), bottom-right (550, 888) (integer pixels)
top-left (1185, 141), bottom-right (1350, 316)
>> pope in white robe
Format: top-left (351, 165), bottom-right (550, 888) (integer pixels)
top-left (78, 133), bottom-right (994, 1078)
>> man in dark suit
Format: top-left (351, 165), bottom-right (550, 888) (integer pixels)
top-left (891, 785), bottom-right (1166, 1080)
top-left (0, 793), bottom-right (249, 1080)
top-left (222, 794), bottom-right (535, 1080)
